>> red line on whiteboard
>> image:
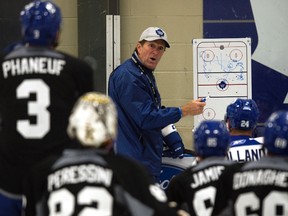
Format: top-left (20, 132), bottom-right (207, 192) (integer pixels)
top-left (198, 84), bottom-right (247, 86)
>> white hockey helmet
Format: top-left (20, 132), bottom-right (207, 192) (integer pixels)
top-left (67, 92), bottom-right (117, 148)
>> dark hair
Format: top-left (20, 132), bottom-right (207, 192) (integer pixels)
top-left (134, 41), bottom-right (146, 54)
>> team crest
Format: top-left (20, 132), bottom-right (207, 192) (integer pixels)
top-left (155, 29), bottom-right (165, 37)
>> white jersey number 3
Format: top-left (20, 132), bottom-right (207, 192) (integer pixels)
top-left (16, 79), bottom-right (50, 138)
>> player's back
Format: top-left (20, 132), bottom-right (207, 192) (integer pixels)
top-left (0, 46), bottom-right (93, 161)
top-left (227, 135), bottom-right (266, 162)
top-left (213, 156), bottom-right (288, 216)
top-left (0, 46), bottom-right (93, 194)
top-left (23, 149), bottom-right (179, 216)
top-left (166, 157), bottom-right (236, 216)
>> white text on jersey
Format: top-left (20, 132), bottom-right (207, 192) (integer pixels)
top-left (191, 165), bottom-right (225, 188)
top-left (227, 146), bottom-right (266, 162)
top-left (47, 164), bottom-right (113, 191)
top-left (233, 169), bottom-right (288, 190)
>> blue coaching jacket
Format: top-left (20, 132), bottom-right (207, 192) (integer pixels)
top-left (108, 52), bottom-right (182, 179)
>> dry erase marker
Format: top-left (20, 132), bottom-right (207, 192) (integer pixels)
top-left (200, 96), bottom-right (210, 102)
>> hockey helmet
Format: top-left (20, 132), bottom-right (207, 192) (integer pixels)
top-left (264, 110), bottom-right (288, 156)
top-left (20, 0), bottom-right (62, 46)
top-left (225, 98), bottom-right (259, 130)
top-left (194, 120), bottom-right (230, 157)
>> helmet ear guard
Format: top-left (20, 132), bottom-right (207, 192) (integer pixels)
top-left (193, 120), bottom-right (230, 157)
top-left (20, 0), bottom-right (62, 46)
top-left (67, 92), bottom-right (118, 148)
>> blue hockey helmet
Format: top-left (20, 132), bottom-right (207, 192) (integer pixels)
top-left (264, 110), bottom-right (288, 156)
top-left (20, 0), bottom-right (62, 46)
top-left (225, 98), bottom-right (259, 130)
top-left (194, 120), bottom-right (230, 157)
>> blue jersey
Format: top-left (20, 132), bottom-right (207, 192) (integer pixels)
top-left (227, 135), bottom-right (266, 162)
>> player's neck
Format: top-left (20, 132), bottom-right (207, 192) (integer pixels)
top-left (230, 129), bottom-right (253, 137)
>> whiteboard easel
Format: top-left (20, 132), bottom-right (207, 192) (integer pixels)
top-left (193, 38), bottom-right (252, 129)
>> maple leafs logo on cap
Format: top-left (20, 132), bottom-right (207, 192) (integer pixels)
top-left (155, 28), bottom-right (165, 37)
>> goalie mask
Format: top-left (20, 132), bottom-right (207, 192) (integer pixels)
top-left (67, 92), bottom-right (117, 148)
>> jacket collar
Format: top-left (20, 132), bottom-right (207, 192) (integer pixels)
top-left (131, 51), bottom-right (153, 74)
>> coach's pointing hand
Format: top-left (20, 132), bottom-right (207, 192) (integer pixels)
top-left (180, 99), bottom-right (206, 117)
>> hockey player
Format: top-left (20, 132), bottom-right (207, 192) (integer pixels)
top-left (225, 98), bottom-right (266, 162)
top-left (23, 92), bottom-right (188, 216)
top-left (166, 120), bottom-right (237, 216)
top-left (0, 1), bottom-right (93, 215)
top-left (213, 110), bottom-right (288, 216)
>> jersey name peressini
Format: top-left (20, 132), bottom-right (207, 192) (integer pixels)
top-left (48, 164), bottom-right (113, 191)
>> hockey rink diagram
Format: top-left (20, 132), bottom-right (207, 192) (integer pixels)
top-left (193, 38), bottom-right (252, 128)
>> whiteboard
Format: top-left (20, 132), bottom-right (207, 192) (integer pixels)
top-left (193, 38), bottom-right (252, 129)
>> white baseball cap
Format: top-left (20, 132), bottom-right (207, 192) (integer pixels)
top-left (139, 27), bottom-right (170, 48)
